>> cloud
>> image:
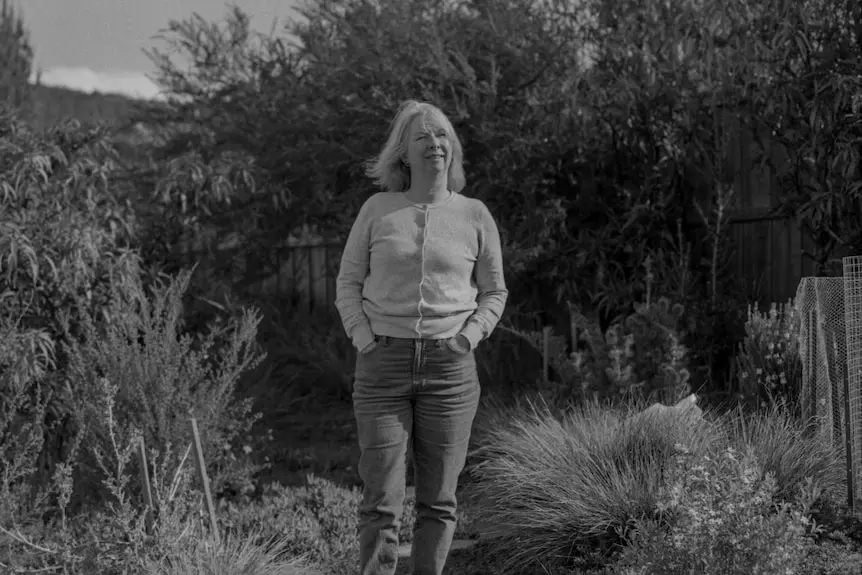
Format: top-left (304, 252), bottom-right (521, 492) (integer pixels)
top-left (32, 67), bottom-right (163, 101)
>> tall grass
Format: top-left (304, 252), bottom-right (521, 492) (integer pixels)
top-left (148, 527), bottom-right (323, 575)
top-left (725, 405), bottom-right (844, 505)
top-left (471, 397), bottom-right (723, 572)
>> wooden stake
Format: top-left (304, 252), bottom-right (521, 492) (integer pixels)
top-left (137, 436), bottom-right (154, 536)
top-left (840, 336), bottom-right (856, 513)
top-left (190, 417), bottom-right (220, 544)
top-left (568, 302), bottom-right (579, 358)
top-left (542, 326), bottom-right (552, 386)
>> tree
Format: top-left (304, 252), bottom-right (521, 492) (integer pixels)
top-left (0, 0), bottom-right (34, 109)
top-left (135, 0), bottom-right (860, 396)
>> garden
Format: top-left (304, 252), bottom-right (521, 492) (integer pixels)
top-left (3, 0), bottom-right (862, 573)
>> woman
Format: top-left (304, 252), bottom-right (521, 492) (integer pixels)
top-left (335, 100), bottom-right (508, 575)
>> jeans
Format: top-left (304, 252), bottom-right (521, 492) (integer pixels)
top-left (352, 335), bottom-right (480, 575)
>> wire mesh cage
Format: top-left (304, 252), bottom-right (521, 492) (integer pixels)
top-left (843, 256), bottom-right (862, 509)
top-left (795, 257), bottom-right (862, 510)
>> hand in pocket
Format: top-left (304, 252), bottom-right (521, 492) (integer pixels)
top-left (360, 338), bottom-right (379, 355)
top-left (446, 334), bottom-right (471, 354)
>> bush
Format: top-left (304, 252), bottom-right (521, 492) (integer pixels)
top-left (250, 298), bottom-right (356, 403)
top-left (0, 109), bottom-right (144, 488)
top-left (613, 445), bottom-right (819, 575)
top-left (735, 301), bottom-right (803, 411)
top-left (0, 322), bottom-right (54, 523)
top-left (63, 267), bottom-right (266, 504)
top-left (568, 295), bottom-right (691, 405)
top-left (220, 475), bottom-right (360, 573)
top-left (471, 398), bottom-right (722, 573)
top-left (506, 290), bottom-right (692, 411)
top-left (0, 265), bottom-right (273, 573)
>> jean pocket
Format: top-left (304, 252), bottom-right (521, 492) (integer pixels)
top-left (443, 337), bottom-right (470, 356)
top-left (360, 335), bottom-right (389, 357)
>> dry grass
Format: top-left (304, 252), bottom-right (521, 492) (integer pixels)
top-left (147, 528), bottom-right (323, 575)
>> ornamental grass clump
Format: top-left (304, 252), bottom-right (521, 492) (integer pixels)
top-left (147, 526), bottom-right (324, 575)
top-left (725, 404), bottom-right (844, 507)
top-left (472, 397), bottom-right (722, 574)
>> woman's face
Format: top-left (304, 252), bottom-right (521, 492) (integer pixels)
top-left (404, 111), bottom-right (452, 177)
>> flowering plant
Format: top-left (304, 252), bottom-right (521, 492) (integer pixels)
top-left (736, 301), bottom-right (803, 411)
top-left (614, 445), bottom-right (820, 574)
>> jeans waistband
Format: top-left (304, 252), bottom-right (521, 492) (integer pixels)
top-left (375, 335), bottom-right (449, 348)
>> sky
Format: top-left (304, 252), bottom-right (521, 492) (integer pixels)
top-left (14, 0), bottom-right (303, 100)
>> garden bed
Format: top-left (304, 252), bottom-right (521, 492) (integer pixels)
top-left (247, 387), bottom-right (862, 575)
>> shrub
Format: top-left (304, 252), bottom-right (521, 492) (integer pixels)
top-left (510, 290), bottom-right (692, 410)
top-left (569, 295), bottom-right (691, 405)
top-left (735, 300), bottom-right (803, 411)
top-left (471, 398), bottom-right (722, 573)
top-left (250, 297), bottom-right (355, 402)
top-left (0, 322), bottom-right (54, 521)
top-left (613, 445), bottom-right (819, 575)
top-left (0, 369), bottom-right (209, 574)
top-left (0, 109), bottom-right (143, 487)
top-left (725, 405), bottom-right (844, 507)
top-left (220, 475), bottom-right (360, 572)
top-left (63, 266), bottom-right (266, 505)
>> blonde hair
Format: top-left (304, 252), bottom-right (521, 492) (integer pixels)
top-left (365, 100), bottom-right (466, 193)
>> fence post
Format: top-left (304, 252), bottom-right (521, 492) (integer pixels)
top-left (542, 326), bottom-right (552, 386)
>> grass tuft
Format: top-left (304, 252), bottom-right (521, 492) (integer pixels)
top-left (471, 396), bottom-right (724, 572)
top-left (725, 404), bottom-right (845, 505)
top-left (148, 527), bottom-right (323, 575)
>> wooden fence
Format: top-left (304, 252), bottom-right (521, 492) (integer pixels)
top-left (240, 116), bottom-right (829, 311)
top-left (725, 210), bottom-right (820, 305)
top-left (243, 212), bottom-right (818, 314)
top-left (241, 241), bottom-right (345, 314)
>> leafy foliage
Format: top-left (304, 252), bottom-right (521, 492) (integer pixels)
top-left (62, 268), bottom-right (267, 503)
top-left (4, 0), bottom-right (862, 572)
top-left (566, 295), bottom-right (692, 405)
top-left (747, 0), bottom-right (862, 273)
top-left (220, 476), bottom-right (360, 573)
top-left (133, 0), bottom-right (772, 396)
top-left (0, 105), bottom-right (280, 572)
top-left (614, 445), bottom-right (819, 575)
